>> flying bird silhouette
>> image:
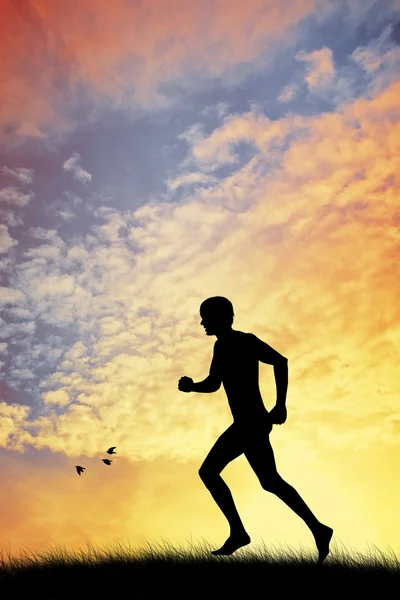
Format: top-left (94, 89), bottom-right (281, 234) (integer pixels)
top-left (102, 459), bottom-right (112, 465)
top-left (75, 466), bottom-right (85, 475)
top-left (106, 447), bottom-right (116, 454)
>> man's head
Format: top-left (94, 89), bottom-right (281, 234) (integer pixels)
top-left (199, 296), bottom-right (234, 336)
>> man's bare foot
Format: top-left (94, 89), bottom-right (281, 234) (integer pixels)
top-left (211, 531), bottom-right (251, 556)
top-left (314, 524), bottom-right (333, 564)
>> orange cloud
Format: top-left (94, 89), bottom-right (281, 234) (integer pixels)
top-left (296, 47), bottom-right (335, 90)
top-left (1, 0), bottom-right (317, 142)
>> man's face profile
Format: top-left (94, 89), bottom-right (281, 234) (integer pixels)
top-left (200, 309), bottom-right (230, 335)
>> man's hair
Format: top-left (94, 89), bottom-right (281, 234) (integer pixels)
top-left (200, 296), bottom-right (235, 324)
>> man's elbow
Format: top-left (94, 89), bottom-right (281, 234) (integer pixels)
top-left (209, 378), bottom-right (221, 392)
top-left (275, 356), bottom-right (288, 366)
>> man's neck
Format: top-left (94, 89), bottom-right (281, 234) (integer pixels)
top-left (216, 328), bottom-right (235, 342)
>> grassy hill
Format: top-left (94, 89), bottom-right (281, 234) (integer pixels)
top-left (0, 538), bottom-right (398, 599)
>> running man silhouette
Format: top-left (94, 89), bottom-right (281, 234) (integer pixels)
top-left (178, 296), bottom-right (333, 563)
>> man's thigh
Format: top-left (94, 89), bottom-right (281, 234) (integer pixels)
top-left (240, 417), bottom-right (278, 485)
top-left (199, 423), bottom-right (244, 476)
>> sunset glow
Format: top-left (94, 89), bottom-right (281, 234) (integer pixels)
top-left (1, 0), bottom-right (399, 560)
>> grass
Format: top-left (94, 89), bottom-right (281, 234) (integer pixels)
top-left (0, 537), bottom-right (399, 599)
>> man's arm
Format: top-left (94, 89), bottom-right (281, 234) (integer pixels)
top-left (273, 360), bottom-right (288, 408)
top-left (191, 378), bottom-right (219, 393)
top-left (249, 333), bottom-right (288, 408)
top-left (192, 342), bottom-right (222, 393)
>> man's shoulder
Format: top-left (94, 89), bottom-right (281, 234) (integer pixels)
top-left (214, 331), bottom-right (249, 348)
top-left (243, 331), bottom-right (256, 340)
top-left (243, 332), bottom-right (263, 350)
top-left (235, 331), bottom-right (257, 344)
top-left (231, 330), bottom-right (254, 339)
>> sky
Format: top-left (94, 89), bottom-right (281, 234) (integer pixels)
top-left (1, 0), bottom-right (400, 561)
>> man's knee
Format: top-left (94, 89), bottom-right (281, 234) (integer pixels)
top-left (260, 473), bottom-right (284, 493)
top-left (198, 464), bottom-right (219, 485)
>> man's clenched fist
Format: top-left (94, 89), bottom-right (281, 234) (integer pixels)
top-left (269, 404), bottom-right (287, 425)
top-left (178, 376), bottom-right (194, 392)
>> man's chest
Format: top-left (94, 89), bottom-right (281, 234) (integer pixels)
top-left (218, 343), bottom-right (257, 375)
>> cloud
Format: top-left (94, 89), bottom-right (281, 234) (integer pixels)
top-left (2, 0), bottom-right (400, 147)
top-left (0, 210), bottom-right (23, 228)
top-left (63, 153), bottom-right (92, 185)
top-left (167, 172), bottom-right (217, 191)
top-left (0, 225), bottom-right (17, 255)
top-left (296, 46), bottom-right (335, 91)
top-left (351, 24), bottom-right (400, 94)
top-left (278, 83), bottom-right (300, 103)
top-left (42, 389), bottom-right (70, 407)
top-left (346, 0), bottom-right (399, 22)
top-left (200, 102), bottom-right (231, 118)
top-left (27, 227), bottom-right (67, 247)
top-left (0, 320), bottom-right (36, 342)
top-left (0, 403), bottom-right (31, 448)
top-left (54, 206), bottom-right (77, 223)
top-left (8, 368), bottom-right (36, 382)
top-left (1, 0), bottom-right (319, 143)
top-left (2, 166), bottom-right (35, 185)
top-left (284, 25), bottom-right (400, 108)
top-left (0, 187), bottom-right (34, 206)
top-left (0, 30), bottom-right (399, 462)
top-left (7, 307), bottom-right (34, 320)
top-left (0, 286), bottom-right (25, 305)
top-left (178, 110), bottom-right (303, 174)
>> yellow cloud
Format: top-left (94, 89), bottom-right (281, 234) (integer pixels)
top-left (42, 390), bottom-right (70, 407)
